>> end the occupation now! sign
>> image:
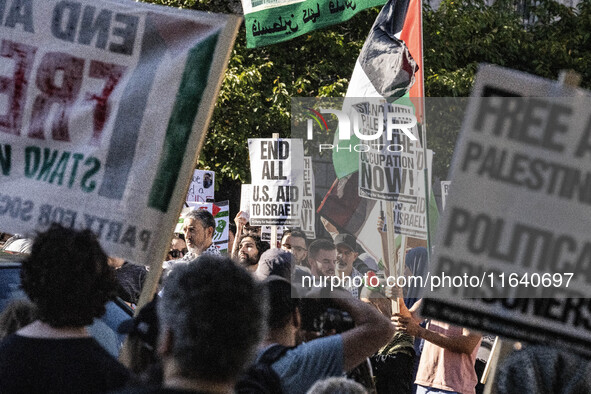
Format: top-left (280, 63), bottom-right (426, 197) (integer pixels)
top-left (248, 138), bottom-right (304, 226)
top-left (0, 0), bottom-right (240, 263)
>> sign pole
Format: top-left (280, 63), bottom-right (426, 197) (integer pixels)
top-left (386, 201), bottom-right (399, 314)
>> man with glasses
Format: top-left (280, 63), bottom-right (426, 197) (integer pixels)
top-left (280, 229), bottom-right (309, 268)
top-left (166, 235), bottom-right (188, 261)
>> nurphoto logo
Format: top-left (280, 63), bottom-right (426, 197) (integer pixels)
top-left (304, 101), bottom-right (418, 153)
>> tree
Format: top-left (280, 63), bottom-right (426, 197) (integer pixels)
top-left (145, 0), bottom-right (591, 193)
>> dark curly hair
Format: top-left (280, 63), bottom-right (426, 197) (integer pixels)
top-left (237, 234), bottom-right (269, 260)
top-left (21, 224), bottom-right (118, 327)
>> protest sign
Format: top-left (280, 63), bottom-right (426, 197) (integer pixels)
top-left (261, 225), bottom-right (285, 245)
top-left (301, 157), bottom-right (316, 239)
top-left (186, 170), bottom-right (215, 202)
top-left (423, 64), bottom-right (591, 355)
top-left (0, 0), bottom-right (241, 265)
top-left (239, 184), bottom-right (252, 220)
top-left (242, 0), bottom-right (386, 48)
top-left (357, 102), bottom-right (422, 203)
top-left (390, 150), bottom-right (432, 239)
top-left (441, 180), bottom-right (450, 210)
top-left (248, 138), bottom-right (304, 226)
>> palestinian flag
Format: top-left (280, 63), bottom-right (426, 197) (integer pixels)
top-left (318, 0), bottom-right (429, 258)
top-left (333, 0), bottom-right (421, 178)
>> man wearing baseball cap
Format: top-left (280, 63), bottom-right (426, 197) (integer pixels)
top-left (334, 234), bottom-right (375, 276)
top-left (334, 234), bottom-right (374, 299)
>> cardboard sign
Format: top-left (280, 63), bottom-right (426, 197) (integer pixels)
top-left (423, 64), bottom-right (591, 355)
top-left (186, 170), bottom-right (215, 202)
top-left (248, 138), bottom-right (304, 226)
top-left (0, 0), bottom-right (240, 263)
top-left (301, 157), bottom-right (316, 239)
top-left (390, 149), bottom-right (433, 240)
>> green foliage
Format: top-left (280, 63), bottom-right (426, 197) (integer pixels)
top-left (143, 0), bottom-right (591, 184)
top-left (424, 0), bottom-right (591, 179)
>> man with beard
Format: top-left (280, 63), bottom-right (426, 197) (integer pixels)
top-left (164, 210), bottom-right (220, 275)
top-left (307, 239), bottom-right (337, 278)
top-left (183, 209), bottom-right (220, 259)
top-left (334, 234), bottom-right (365, 298)
top-left (281, 229), bottom-right (309, 269)
top-left (237, 234), bottom-right (268, 272)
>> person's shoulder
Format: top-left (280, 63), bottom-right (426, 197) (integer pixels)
top-left (286, 334), bottom-right (344, 359)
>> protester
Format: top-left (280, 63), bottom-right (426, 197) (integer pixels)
top-left (237, 276), bottom-right (394, 394)
top-left (333, 234), bottom-right (366, 298)
top-left (308, 239), bottom-right (337, 278)
top-left (232, 210), bottom-right (263, 258)
top-left (182, 209), bottom-right (220, 257)
top-left (116, 255), bottom-right (265, 393)
top-left (164, 210), bottom-right (220, 275)
top-left (254, 248), bottom-right (293, 281)
top-left (166, 235), bottom-right (187, 261)
top-left (108, 257), bottom-right (148, 306)
top-left (393, 299), bottom-right (482, 394)
top-left (118, 296), bottom-right (162, 386)
top-left (237, 234), bottom-right (268, 272)
top-left (0, 298), bottom-right (38, 340)
top-left (307, 377), bottom-right (368, 394)
top-left (0, 224), bottom-right (129, 393)
top-left (495, 345), bottom-right (591, 394)
top-left (281, 229), bottom-right (309, 268)
top-left (361, 284), bottom-right (415, 394)
top-left (334, 233), bottom-right (374, 275)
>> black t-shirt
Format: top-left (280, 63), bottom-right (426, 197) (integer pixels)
top-left (0, 334), bottom-right (130, 393)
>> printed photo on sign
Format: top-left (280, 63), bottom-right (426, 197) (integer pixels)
top-left (186, 170), bottom-right (215, 202)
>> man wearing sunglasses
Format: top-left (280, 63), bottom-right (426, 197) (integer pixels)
top-left (281, 229), bottom-right (308, 269)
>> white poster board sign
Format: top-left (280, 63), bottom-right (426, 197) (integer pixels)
top-left (391, 149), bottom-right (433, 239)
top-left (424, 64), bottom-right (591, 355)
top-left (357, 102), bottom-right (422, 204)
top-left (301, 156), bottom-right (316, 239)
top-left (248, 138), bottom-right (304, 226)
top-left (186, 170), bottom-right (215, 202)
top-left (0, 0), bottom-right (240, 264)
top-left (441, 180), bottom-right (451, 210)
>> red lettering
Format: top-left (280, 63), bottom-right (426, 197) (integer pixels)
top-left (0, 40), bottom-right (37, 135)
top-left (85, 60), bottom-right (126, 145)
top-left (28, 52), bottom-right (84, 141)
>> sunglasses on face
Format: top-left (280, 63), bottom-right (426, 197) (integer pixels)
top-left (168, 248), bottom-right (188, 258)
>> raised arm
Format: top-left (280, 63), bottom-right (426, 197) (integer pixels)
top-left (330, 289), bottom-right (395, 371)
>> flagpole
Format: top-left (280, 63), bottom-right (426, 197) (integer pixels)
top-left (417, 0), bottom-right (432, 262)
